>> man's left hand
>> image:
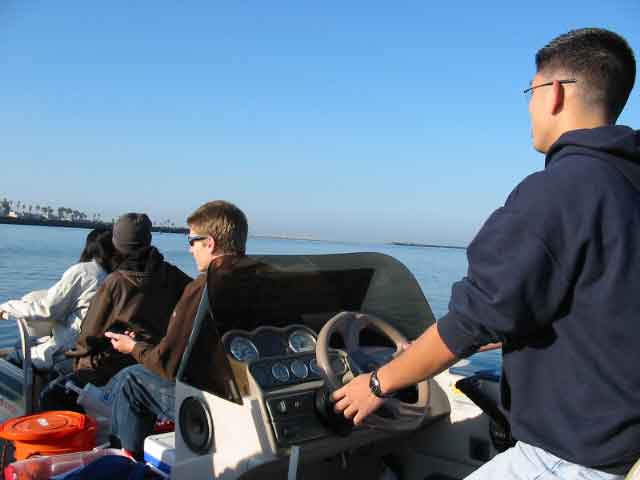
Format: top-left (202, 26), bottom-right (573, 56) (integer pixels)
top-left (331, 373), bottom-right (384, 426)
top-left (105, 332), bottom-right (136, 354)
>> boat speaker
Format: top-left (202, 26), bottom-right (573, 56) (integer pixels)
top-left (179, 396), bottom-right (214, 454)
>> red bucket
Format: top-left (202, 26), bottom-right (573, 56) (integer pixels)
top-left (0, 411), bottom-right (96, 460)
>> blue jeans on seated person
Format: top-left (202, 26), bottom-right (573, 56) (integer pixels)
top-left (465, 441), bottom-right (624, 480)
top-left (110, 364), bottom-right (175, 456)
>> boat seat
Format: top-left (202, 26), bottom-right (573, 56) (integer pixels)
top-left (3, 316), bottom-right (68, 415)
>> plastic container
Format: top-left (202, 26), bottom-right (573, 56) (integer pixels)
top-left (143, 432), bottom-right (175, 478)
top-left (64, 382), bottom-right (113, 419)
top-left (0, 411), bottom-right (96, 460)
top-left (64, 382), bottom-right (113, 445)
top-left (3, 448), bottom-right (129, 480)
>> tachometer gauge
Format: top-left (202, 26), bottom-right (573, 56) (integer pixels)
top-left (288, 329), bottom-right (316, 353)
top-left (229, 337), bottom-right (259, 363)
top-left (271, 362), bottom-right (290, 382)
top-left (290, 359), bottom-right (309, 379)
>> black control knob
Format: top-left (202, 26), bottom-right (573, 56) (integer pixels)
top-left (314, 388), bottom-right (353, 436)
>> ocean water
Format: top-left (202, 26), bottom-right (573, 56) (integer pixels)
top-left (0, 224), bottom-right (500, 369)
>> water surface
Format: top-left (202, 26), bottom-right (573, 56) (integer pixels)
top-left (0, 224), bottom-right (499, 369)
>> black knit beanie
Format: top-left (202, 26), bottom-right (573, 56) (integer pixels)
top-left (112, 213), bottom-right (152, 254)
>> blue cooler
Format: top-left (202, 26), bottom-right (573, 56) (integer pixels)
top-left (144, 432), bottom-right (175, 478)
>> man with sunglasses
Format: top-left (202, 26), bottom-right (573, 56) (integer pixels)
top-left (105, 200), bottom-right (249, 458)
top-left (333, 28), bottom-right (639, 478)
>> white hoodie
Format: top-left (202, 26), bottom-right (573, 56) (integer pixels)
top-left (0, 260), bottom-right (107, 370)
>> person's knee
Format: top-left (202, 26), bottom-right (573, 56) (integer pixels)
top-left (117, 366), bottom-right (153, 412)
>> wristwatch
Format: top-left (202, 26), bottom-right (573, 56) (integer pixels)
top-left (369, 369), bottom-right (388, 398)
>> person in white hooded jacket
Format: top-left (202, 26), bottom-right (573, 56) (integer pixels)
top-left (0, 228), bottom-right (115, 370)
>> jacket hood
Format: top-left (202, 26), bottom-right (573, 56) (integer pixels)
top-left (118, 247), bottom-right (167, 288)
top-left (546, 126), bottom-right (640, 165)
top-left (546, 125), bottom-right (640, 192)
top-left (119, 270), bottom-right (155, 288)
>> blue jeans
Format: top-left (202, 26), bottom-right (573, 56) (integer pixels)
top-left (465, 441), bottom-right (625, 480)
top-left (110, 364), bottom-right (175, 456)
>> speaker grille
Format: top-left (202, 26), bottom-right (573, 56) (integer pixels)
top-left (179, 396), bottom-right (214, 454)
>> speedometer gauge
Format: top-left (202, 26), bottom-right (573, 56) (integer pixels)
top-left (288, 329), bottom-right (316, 353)
top-left (229, 337), bottom-right (259, 363)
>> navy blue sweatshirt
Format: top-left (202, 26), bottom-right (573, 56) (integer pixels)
top-left (438, 126), bottom-right (640, 473)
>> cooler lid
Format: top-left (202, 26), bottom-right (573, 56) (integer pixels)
top-left (0, 411), bottom-right (89, 441)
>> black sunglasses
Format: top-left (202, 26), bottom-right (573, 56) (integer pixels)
top-left (523, 79), bottom-right (577, 96)
top-left (187, 234), bottom-right (208, 246)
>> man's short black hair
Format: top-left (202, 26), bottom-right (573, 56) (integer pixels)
top-left (535, 28), bottom-right (636, 122)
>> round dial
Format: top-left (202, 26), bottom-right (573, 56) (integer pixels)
top-left (309, 358), bottom-right (322, 375)
top-left (290, 359), bottom-right (309, 379)
top-left (229, 337), bottom-right (259, 363)
top-left (288, 329), bottom-right (317, 353)
top-left (271, 362), bottom-right (290, 382)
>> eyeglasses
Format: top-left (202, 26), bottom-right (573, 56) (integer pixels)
top-left (187, 234), bottom-right (208, 247)
top-left (523, 79), bottom-right (577, 97)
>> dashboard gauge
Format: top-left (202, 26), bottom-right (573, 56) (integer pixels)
top-left (288, 329), bottom-right (317, 353)
top-left (271, 362), bottom-right (290, 382)
top-left (290, 360), bottom-right (309, 379)
top-left (229, 337), bottom-right (259, 363)
top-left (309, 358), bottom-right (322, 376)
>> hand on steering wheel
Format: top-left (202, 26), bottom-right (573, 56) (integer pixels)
top-left (332, 372), bottom-right (384, 425)
top-left (316, 311), bottom-right (429, 431)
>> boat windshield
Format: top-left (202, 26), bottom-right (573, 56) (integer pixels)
top-left (177, 252), bottom-right (436, 403)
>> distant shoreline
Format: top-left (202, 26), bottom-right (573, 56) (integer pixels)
top-left (389, 241), bottom-right (465, 250)
top-left (0, 216), bottom-right (187, 234)
top-left (1, 216), bottom-right (466, 250)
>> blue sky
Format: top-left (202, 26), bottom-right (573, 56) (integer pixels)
top-left (1, 1), bottom-right (639, 246)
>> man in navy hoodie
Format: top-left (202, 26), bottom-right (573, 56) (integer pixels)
top-left (333, 28), bottom-right (639, 478)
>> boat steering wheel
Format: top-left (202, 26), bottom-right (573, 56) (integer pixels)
top-left (316, 311), bottom-right (429, 431)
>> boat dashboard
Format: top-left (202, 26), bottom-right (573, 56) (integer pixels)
top-left (216, 323), bottom-right (416, 452)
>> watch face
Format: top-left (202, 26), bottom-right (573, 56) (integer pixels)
top-left (369, 370), bottom-right (384, 397)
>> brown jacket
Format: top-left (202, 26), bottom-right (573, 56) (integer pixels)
top-left (131, 255), bottom-right (256, 381)
top-left (70, 256), bottom-right (192, 385)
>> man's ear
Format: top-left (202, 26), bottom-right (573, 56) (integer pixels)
top-left (550, 80), bottom-right (565, 115)
top-left (207, 236), bottom-right (217, 255)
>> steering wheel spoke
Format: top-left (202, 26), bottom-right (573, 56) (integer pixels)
top-left (334, 314), bottom-right (367, 352)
